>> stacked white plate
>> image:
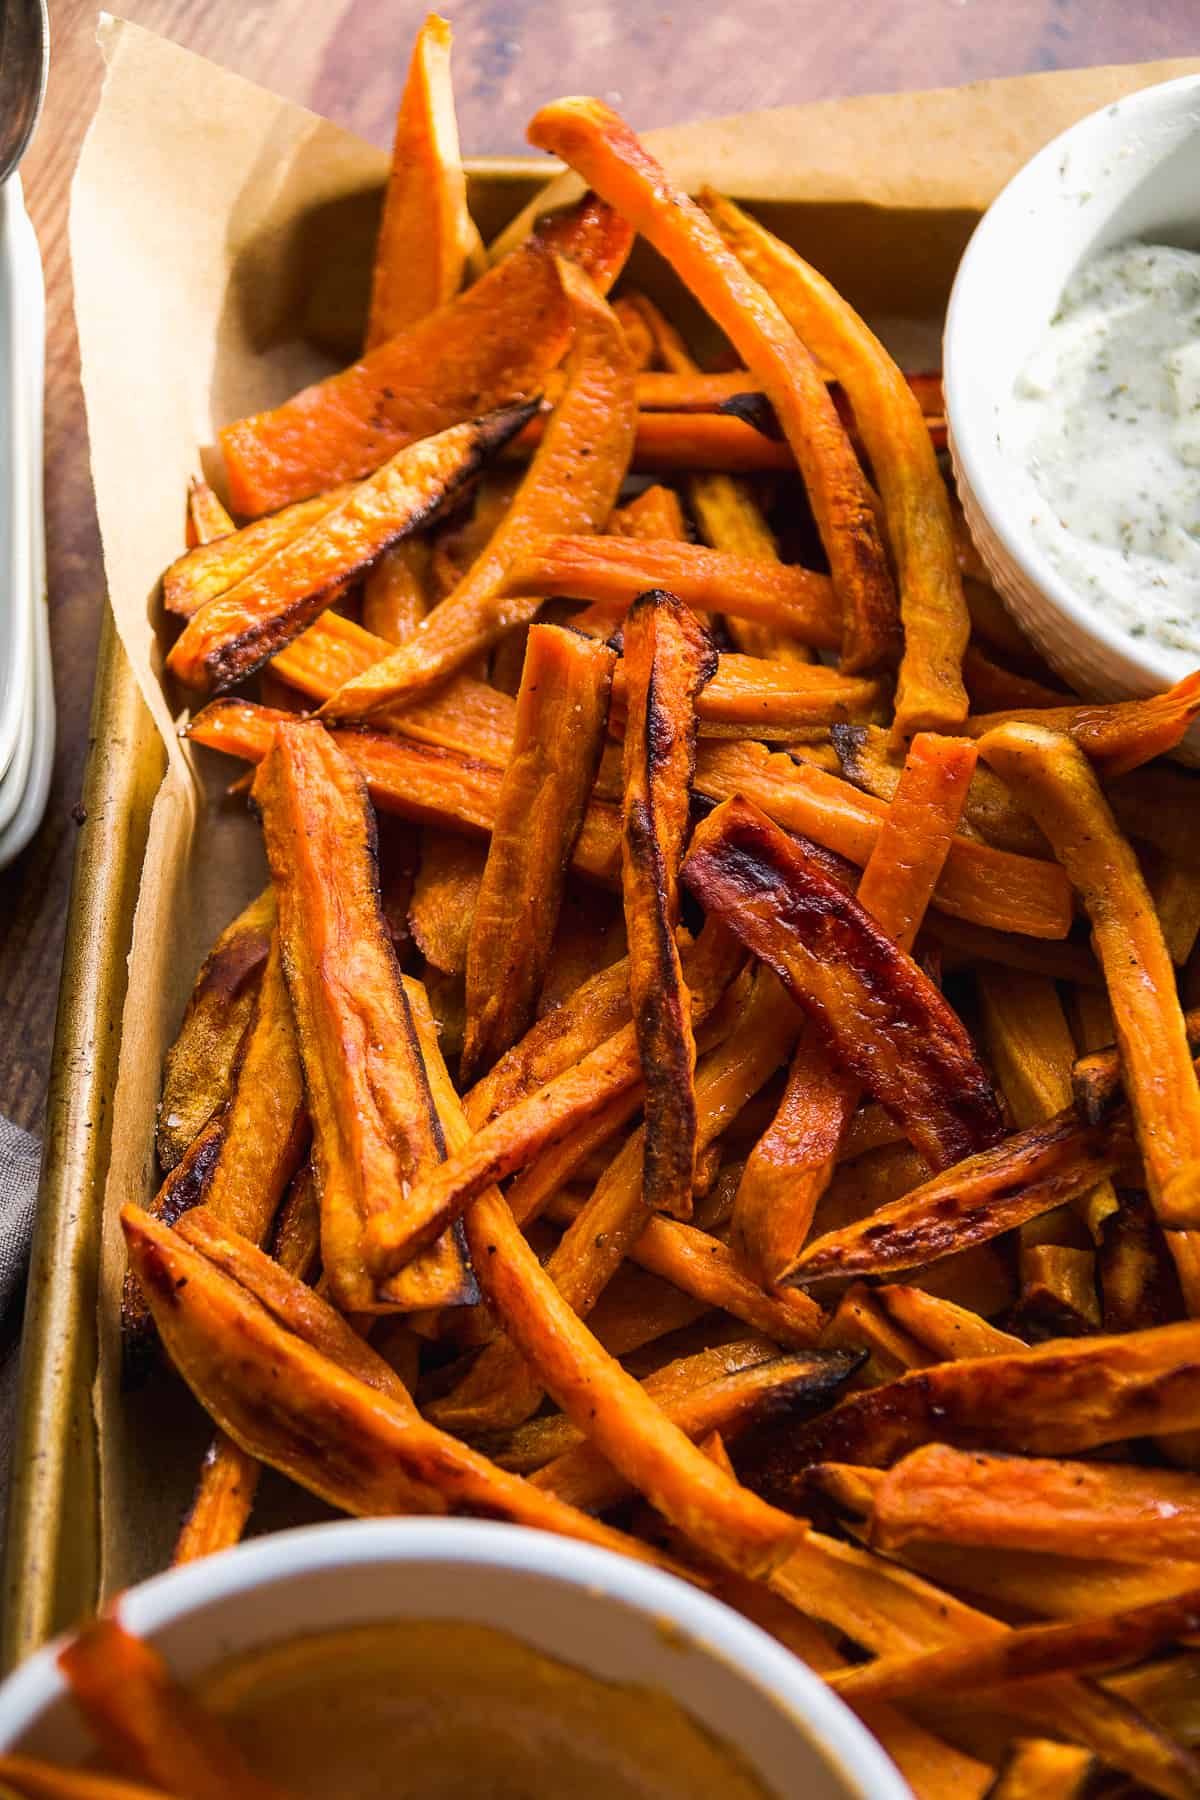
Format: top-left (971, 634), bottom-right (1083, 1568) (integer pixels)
top-left (0, 173), bottom-right (50, 871)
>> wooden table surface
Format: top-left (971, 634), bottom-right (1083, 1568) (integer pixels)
top-left (0, 0), bottom-right (1196, 1133)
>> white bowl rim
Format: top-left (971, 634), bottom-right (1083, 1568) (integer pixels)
top-left (0, 1517), bottom-right (911, 1799)
top-left (944, 71), bottom-right (1200, 699)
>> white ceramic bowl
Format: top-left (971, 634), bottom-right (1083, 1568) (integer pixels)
top-left (0, 1518), bottom-right (910, 1798)
top-left (944, 75), bottom-right (1200, 753)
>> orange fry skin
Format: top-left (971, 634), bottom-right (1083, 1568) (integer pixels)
top-left (967, 670), bottom-right (1200, 780)
top-left (701, 190), bottom-right (967, 735)
top-left (620, 588), bottom-right (717, 1217)
top-left (981, 723), bottom-right (1200, 1256)
top-left (527, 98), bottom-right (898, 674)
top-left (733, 734), bottom-right (976, 1285)
top-left (252, 721), bottom-right (473, 1311)
top-left (170, 403), bottom-right (533, 692)
top-left (682, 795), bottom-right (1004, 1172)
top-left (220, 194), bottom-right (632, 515)
top-left (461, 624), bottom-right (616, 1083)
top-left (319, 257), bottom-right (636, 721)
top-left (365, 14), bottom-right (473, 346)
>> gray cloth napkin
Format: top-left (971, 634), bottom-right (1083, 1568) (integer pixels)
top-left (0, 1114), bottom-right (41, 1557)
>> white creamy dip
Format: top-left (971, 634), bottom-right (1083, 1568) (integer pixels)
top-left (1009, 241), bottom-right (1200, 659)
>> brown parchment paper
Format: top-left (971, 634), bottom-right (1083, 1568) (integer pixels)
top-left (70, 15), bottom-right (1200, 1596)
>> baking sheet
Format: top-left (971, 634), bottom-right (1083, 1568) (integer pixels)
top-left (49, 17), bottom-right (1200, 1612)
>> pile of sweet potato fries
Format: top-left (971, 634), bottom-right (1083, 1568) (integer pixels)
top-left (69, 16), bottom-right (1200, 1799)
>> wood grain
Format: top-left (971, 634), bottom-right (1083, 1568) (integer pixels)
top-left (0, 0), bottom-right (1195, 1132)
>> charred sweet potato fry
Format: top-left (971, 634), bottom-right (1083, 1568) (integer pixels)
top-left (1074, 1008), bottom-right (1200, 1124)
top-left (793, 1105), bottom-right (1121, 1284)
top-left (504, 534), bottom-right (840, 647)
top-left (870, 1443), bottom-right (1200, 1563)
top-left (969, 671), bottom-right (1200, 780)
top-left (833, 1582), bottom-right (1200, 1703)
top-left (745, 1321), bottom-right (1200, 1485)
top-left (410, 1003), bottom-right (806, 1578)
top-left (533, 1349), bottom-right (857, 1513)
top-left (219, 195), bottom-right (632, 515)
top-left (528, 100), bottom-right (898, 674)
top-left (682, 796), bottom-right (1003, 1170)
top-left (170, 403), bottom-right (533, 692)
top-left (734, 732), bottom-right (976, 1285)
top-left (981, 724), bottom-right (1200, 1268)
top-left (367, 920), bottom-right (742, 1275)
top-left (407, 831), bottom-right (487, 975)
top-left (319, 259), bottom-right (636, 721)
top-left (620, 589), bottom-right (717, 1216)
top-left (121, 1204), bottom-right (676, 1570)
top-left (702, 190), bottom-right (966, 734)
top-left (185, 475), bottom-right (234, 549)
top-left (365, 14), bottom-right (474, 346)
top-left (162, 486), bottom-right (357, 619)
top-left (253, 721), bottom-right (473, 1310)
top-left (156, 889), bottom-right (274, 1171)
top-left (691, 741), bottom-right (1073, 940)
top-left (58, 1617), bottom-right (287, 1800)
top-left (462, 625), bottom-right (617, 1082)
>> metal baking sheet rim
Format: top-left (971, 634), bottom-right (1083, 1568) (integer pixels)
top-left (0, 160), bottom-right (546, 1673)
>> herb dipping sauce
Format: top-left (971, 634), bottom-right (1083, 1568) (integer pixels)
top-left (1009, 242), bottom-right (1200, 660)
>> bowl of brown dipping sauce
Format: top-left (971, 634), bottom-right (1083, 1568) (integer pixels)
top-left (0, 1519), bottom-right (912, 1797)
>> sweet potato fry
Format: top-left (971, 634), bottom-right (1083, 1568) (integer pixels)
top-left (462, 625), bottom-right (617, 1082)
top-left (407, 831), bottom-right (486, 976)
top-left (622, 654), bottom-right (885, 739)
top-left (367, 920), bottom-right (742, 1277)
top-left (819, 1285), bottom-right (930, 1386)
top-left (609, 482), bottom-right (687, 539)
top-left (621, 588), bottom-right (717, 1216)
top-left (692, 741), bottom-right (1074, 940)
top-left (688, 467), bottom-right (815, 667)
top-left (170, 402), bottom-right (534, 691)
top-left (873, 1286), bottom-right (1025, 1362)
top-left (923, 912), bottom-right (1101, 986)
top-left (528, 100), bottom-right (898, 673)
top-left (979, 1743), bottom-right (1096, 1800)
top-left (186, 475), bottom-right (234, 549)
top-left (504, 535), bottom-right (840, 648)
top-left (533, 1349), bottom-right (857, 1513)
top-left (156, 889), bottom-right (274, 1171)
top-left (361, 539), bottom-right (433, 646)
top-left (365, 14), bottom-right (473, 346)
top-left (162, 487), bottom-right (358, 618)
top-left (968, 671), bottom-right (1200, 780)
top-left (832, 1582), bottom-right (1200, 1703)
top-left (962, 642), bottom-right (1069, 713)
top-left (1146, 852), bottom-right (1200, 967)
top-left (253, 721), bottom-right (473, 1309)
top-left (0, 1759), bottom-right (173, 1800)
top-left (682, 796), bottom-right (1003, 1170)
top-left (220, 195), bottom-right (632, 514)
top-left (188, 701), bottom-right (625, 885)
top-left (121, 1204), bottom-right (676, 1569)
top-left (611, 294), bottom-right (658, 369)
top-left (702, 190), bottom-right (966, 734)
top-left (746, 1321), bottom-right (1200, 1485)
top-left (981, 724), bottom-right (1200, 1261)
top-left (410, 1008), bottom-right (806, 1577)
top-left (431, 965), bottom-right (803, 1431)
top-left (871, 1445), bottom-right (1200, 1566)
top-left (734, 732), bottom-right (976, 1285)
top-left (1073, 1009), bottom-right (1200, 1124)
top-left (57, 1618), bottom-right (287, 1800)
top-left (172, 1168), bottom-right (321, 1566)
top-left (319, 258), bottom-right (636, 720)
top-left (769, 1535), bottom-right (1197, 1796)
top-left (793, 1105), bottom-right (1121, 1284)
top-left (507, 408), bottom-right (800, 471)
